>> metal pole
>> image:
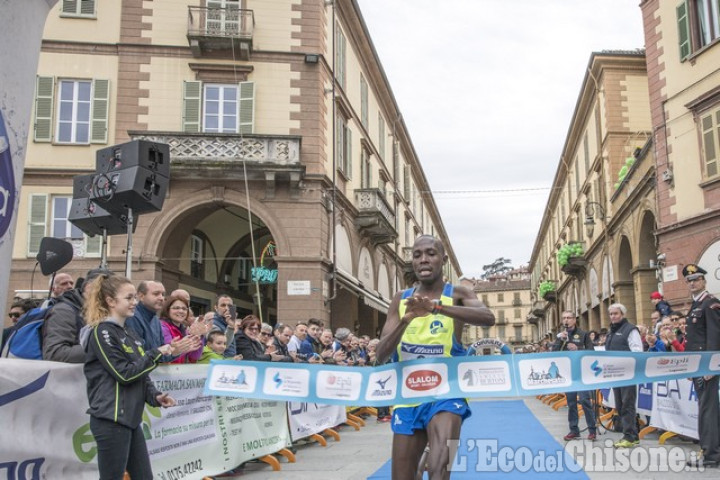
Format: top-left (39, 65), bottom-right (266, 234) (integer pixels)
top-left (125, 208), bottom-right (133, 279)
top-left (100, 228), bottom-right (108, 270)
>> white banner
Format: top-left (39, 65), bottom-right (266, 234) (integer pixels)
top-left (649, 379), bottom-right (699, 439)
top-left (287, 402), bottom-right (347, 442)
top-left (0, 360), bottom-right (291, 480)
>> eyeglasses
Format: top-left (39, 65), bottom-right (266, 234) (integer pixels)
top-left (8, 312), bottom-right (21, 319)
top-left (260, 332), bottom-right (271, 337)
top-left (170, 306), bottom-right (188, 311)
top-left (247, 326), bottom-right (259, 331)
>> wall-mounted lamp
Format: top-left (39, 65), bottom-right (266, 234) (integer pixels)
top-left (304, 53), bottom-right (320, 64)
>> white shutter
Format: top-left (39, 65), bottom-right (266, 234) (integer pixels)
top-left (62, 0), bottom-right (78, 14)
top-left (345, 126), bottom-right (352, 179)
top-left (91, 79), bottom-right (109, 144)
top-left (182, 81), bottom-right (202, 133)
top-left (28, 194), bottom-right (48, 256)
top-left (238, 81), bottom-right (255, 134)
top-left (80, 0), bottom-right (95, 16)
top-left (85, 234), bottom-right (102, 257)
top-left (34, 76), bottom-right (54, 143)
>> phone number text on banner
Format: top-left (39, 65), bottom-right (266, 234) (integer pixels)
top-left (204, 351), bottom-right (720, 406)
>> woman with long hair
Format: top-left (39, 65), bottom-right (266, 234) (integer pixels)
top-left (234, 315), bottom-right (284, 362)
top-left (159, 294), bottom-right (206, 364)
top-left (82, 273), bottom-right (179, 479)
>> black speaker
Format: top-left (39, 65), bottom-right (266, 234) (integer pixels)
top-left (36, 237), bottom-right (74, 276)
top-left (72, 174), bottom-right (95, 199)
top-left (89, 166), bottom-right (168, 215)
top-left (68, 198), bottom-right (138, 237)
top-left (95, 140), bottom-right (170, 178)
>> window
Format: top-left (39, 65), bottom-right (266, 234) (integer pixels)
top-left (360, 75), bottom-right (368, 129)
top-left (378, 114), bottom-right (385, 160)
top-left (678, 0), bottom-right (720, 61)
top-left (403, 165), bottom-right (411, 199)
top-left (27, 194), bottom-right (101, 257)
top-left (514, 325), bottom-right (523, 342)
top-left (583, 132), bottom-right (590, 173)
top-left (336, 115), bottom-right (352, 178)
top-left (700, 107), bottom-right (720, 177)
top-left (335, 24), bottom-right (346, 89)
top-left (498, 326), bottom-right (506, 339)
top-left (182, 81), bottom-right (254, 134)
top-left (190, 233), bottom-right (204, 279)
top-left (515, 308), bottom-right (521, 319)
top-left (393, 141), bottom-right (400, 183)
top-left (206, 0), bottom-right (240, 35)
top-left (481, 294), bottom-right (488, 304)
top-left (34, 76), bottom-right (109, 144)
top-left (498, 310), bottom-right (505, 323)
top-left (497, 293), bottom-right (504, 303)
top-left (360, 150), bottom-right (371, 188)
top-left (61, 0), bottom-right (95, 17)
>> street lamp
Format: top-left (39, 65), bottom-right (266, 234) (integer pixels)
top-left (584, 201), bottom-right (607, 238)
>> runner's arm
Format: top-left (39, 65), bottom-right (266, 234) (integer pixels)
top-left (444, 285), bottom-right (495, 326)
top-left (376, 292), bottom-right (409, 364)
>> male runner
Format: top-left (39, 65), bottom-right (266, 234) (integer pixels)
top-left (376, 235), bottom-right (495, 480)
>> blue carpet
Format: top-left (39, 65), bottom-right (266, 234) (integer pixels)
top-left (368, 400), bottom-right (588, 479)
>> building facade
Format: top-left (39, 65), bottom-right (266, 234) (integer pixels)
top-left (529, 51), bottom-right (656, 337)
top-left (6, 0), bottom-right (462, 333)
top-left (640, 1), bottom-right (720, 307)
top-left (461, 268), bottom-right (535, 349)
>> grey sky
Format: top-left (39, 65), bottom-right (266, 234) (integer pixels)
top-left (356, 0), bottom-right (646, 277)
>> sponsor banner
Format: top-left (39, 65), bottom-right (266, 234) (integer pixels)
top-left (650, 379), bottom-right (700, 439)
top-left (287, 402), bottom-right (347, 442)
top-left (0, 360), bottom-right (290, 480)
top-left (205, 350), bottom-right (720, 405)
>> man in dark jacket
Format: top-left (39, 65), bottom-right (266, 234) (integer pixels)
top-left (210, 295), bottom-right (237, 358)
top-left (43, 268), bottom-right (110, 363)
top-left (552, 311), bottom-right (596, 441)
top-left (605, 303), bottom-right (643, 449)
top-left (682, 264), bottom-right (720, 468)
top-left (271, 324), bottom-right (294, 362)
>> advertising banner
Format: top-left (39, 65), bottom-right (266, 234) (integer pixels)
top-left (0, 360), bottom-right (290, 480)
top-left (649, 379), bottom-right (699, 439)
top-left (287, 402), bottom-right (347, 442)
top-left (205, 351), bottom-right (720, 406)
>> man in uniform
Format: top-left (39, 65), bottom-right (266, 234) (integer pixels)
top-left (376, 235), bottom-right (495, 480)
top-left (552, 310), bottom-right (597, 441)
top-left (683, 264), bottom-right (720, 468)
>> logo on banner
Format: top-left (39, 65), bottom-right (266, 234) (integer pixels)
top-left (645, 355), bottom-right (700, 377)
top-left (581, 356), bottom-right (635, 385)
top-left (316, 370), bottom-right (362, 400)
top-left (365, 371), bottom-right (397, 401)
top-left (518, 358), bottom-right (572, 390)
top-left (210, 366), bottom-right (256, 392)
top-left (0, 110), bottom-right (17, 239)
top-left (458, 361), bottom-right (512, 392)
top-left (263, 368), bottom-right (309, 397)
top-left (401, 364), bottom-right (450, 398)
top-left (400, 343), bottom-right (444, 360)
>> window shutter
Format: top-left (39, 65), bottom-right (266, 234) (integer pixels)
top-left (677, 1), bottom-right (691, 61)
top-left (85, 234), bottom-right (102, 256)
top-left (336, 116), bottom-right (344, 175)
top-left (28, 194), bottom-right (47, 256)
top-left (91, 79), bottom-right (109, 144)
top-left (378, 114), bottom-right (385, 160)
top-left (182, 81), bottom-right (202, 133)
top-left (80, 0), bottom-right (95, 15)
top-left (360, 75), bottom-right (368, 128)
top-left (360, 152), bottom-right (366, 188)
top-left (34, 76), bottom-right (54, 143)
top-left (345, 126), bottom-right (352, 178)
top-left (238, 81), bottom-right (255, 134)
top-left (62, 0), bottom-right (78, 14)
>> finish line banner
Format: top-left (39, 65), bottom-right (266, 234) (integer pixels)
top-left (204, 351), bottom-right (720, 406)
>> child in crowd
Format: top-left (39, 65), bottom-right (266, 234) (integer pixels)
top-left (199, 330), bottom-right (243, 363)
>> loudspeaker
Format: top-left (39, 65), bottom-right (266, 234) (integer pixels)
top-left (68, 198), bottom-right (138, 237)
top-left (95, 140), bottom-right (170, 178)
top-left (72, 174), bottom-right (95, 199)
top-left (36, 237), bottom-right (74, 276)
top-left (89, 166), bottom-right (168, 215)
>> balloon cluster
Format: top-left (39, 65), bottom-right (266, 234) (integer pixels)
top-left (538, 280), bottom-right (557, 298)
top-left (615, 156), bottom-right (636, 190)
top-left (556, 243), bottom-right (584, 266)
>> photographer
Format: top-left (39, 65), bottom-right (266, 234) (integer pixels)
top-left (551, 311), bottom-right (597, 441)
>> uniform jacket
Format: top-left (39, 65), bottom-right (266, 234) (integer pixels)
top-left (685, 291), bottom-right (720, 352)
top-left (84, 320), bottom-right (162, 428)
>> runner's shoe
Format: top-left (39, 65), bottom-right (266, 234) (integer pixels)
top-left (613, 438), bottom-right (639, 448)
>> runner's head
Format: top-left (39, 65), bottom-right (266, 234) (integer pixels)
top-left (411, 235), bottom-right (447, 284)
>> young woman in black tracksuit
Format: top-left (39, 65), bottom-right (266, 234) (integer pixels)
top-left (82, 274), bottom-right (178, 480)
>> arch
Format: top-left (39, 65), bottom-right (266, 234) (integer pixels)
top-left (579, 279), bottom-right (587, 313)
top-left (618, 236), bottom-right (633, 282)
top-left (357, 246), bottom-right (374, 289)
top-left (601, 254), bottom-right (615, 300)
top-left (377, 262), bottom-right (390, 299)
top-left (637, 210), bottom-right (657, 268)
top-left (334, 224), bottom-right (353, 274)
top-left (142, 188), bottom-right (289, 262)
top-left (697, 238), bottom-right (720, 296)
top-left (589, 267), bottom-right (599, 307)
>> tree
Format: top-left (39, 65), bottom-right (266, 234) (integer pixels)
top-left (481, 257), bottom-right (512, 279)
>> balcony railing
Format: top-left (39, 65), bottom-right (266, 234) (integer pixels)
top-left (187, 6), bottom-right (254, 59)
top-left (354, 189), bottom-right (397, 246)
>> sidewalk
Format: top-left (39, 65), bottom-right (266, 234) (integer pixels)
top-left (224, 398), bottom-right (712, 479)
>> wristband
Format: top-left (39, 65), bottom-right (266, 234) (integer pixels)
top-left (431, 300), bottom-right (443, 315)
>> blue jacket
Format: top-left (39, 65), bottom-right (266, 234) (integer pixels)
top-left (211, 312), bottom-right (236, 358)
top-left (125, 303), bottom-right (171, 362)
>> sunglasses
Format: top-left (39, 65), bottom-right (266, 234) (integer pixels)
top-left (8, 312), bottom-right (21, 318)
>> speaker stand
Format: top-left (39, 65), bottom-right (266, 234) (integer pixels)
top-left (100, 228), bottom-right (109, 270)
top-left (125, 208), bottom-right (134, 279)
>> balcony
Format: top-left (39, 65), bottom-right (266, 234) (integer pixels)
top-left (187, 6), bottom-right (254, 59)
top-left (128, 131), bottom-right (303, 198)
top-left (354, 189), bottom-right (397, 246)
top-left (561, 256), bottom-right (587, 278)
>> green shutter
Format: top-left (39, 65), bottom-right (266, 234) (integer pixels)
top-left (238, 81), bottom-right (255, 134)
top-left (91, 79), bottom-right (109, 144)
top-left (360, 75), bottom-right (368, 128)
top-left (34, 76), bottom-right (54, 143)
top-left (345, 126), bottom-right (352, 178)
top-left (28, 194), bottom-right (48, 256)
top-left (182, 81), bottom-right (202, 133)
top-left (360, 152), bottom-right (366, 188)
top-left (677, 1), bottom-right (691, 61)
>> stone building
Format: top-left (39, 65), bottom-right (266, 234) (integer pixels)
top-left (529, 50), bottom-right (656, 336)
top-left (6, 0), bottom-right (461, 333)
top-left (640, 1), bottom-right (720, 306)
